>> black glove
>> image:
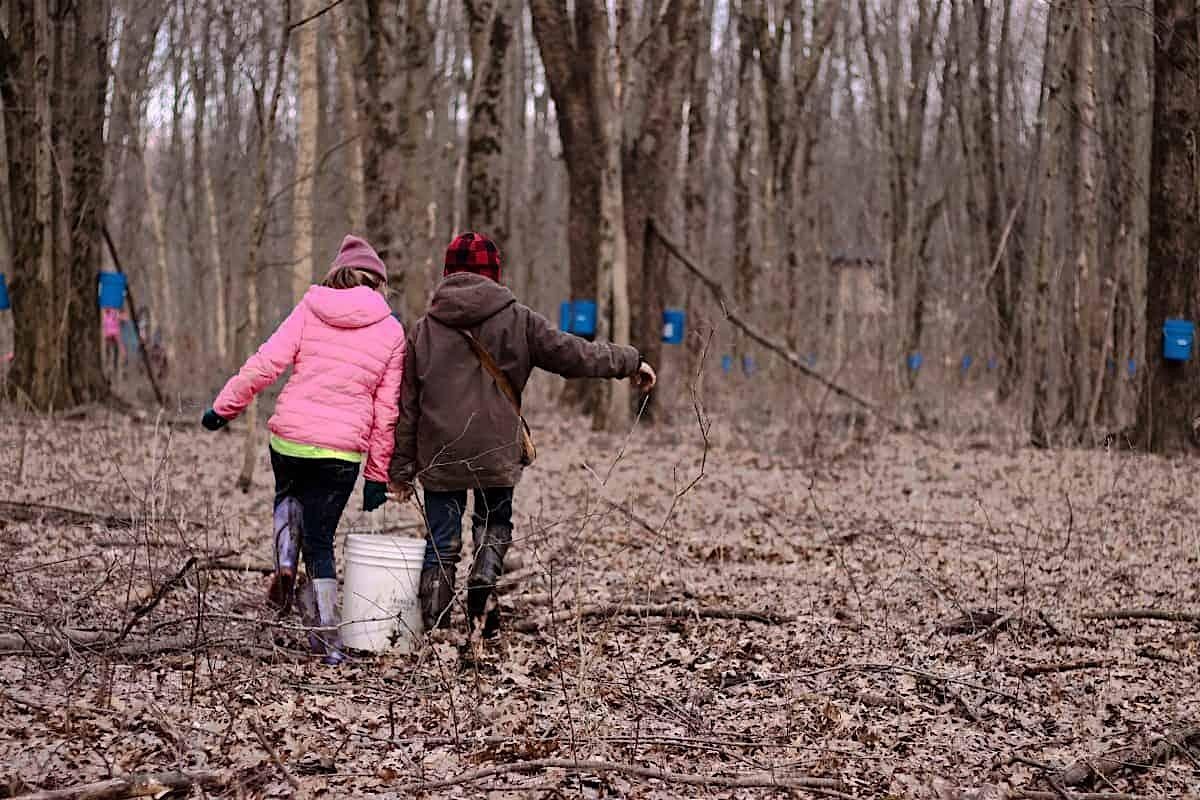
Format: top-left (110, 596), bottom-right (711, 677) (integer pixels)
top-left (201, 408), bottom-right (228, 431)
top-left (363, 480), bottom-right (388, 512)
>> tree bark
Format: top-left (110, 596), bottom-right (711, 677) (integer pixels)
top-left (1, 0), bottom-right (111, 410)
top-left (1030, 2), bottom-right (1072, 446)
top-left (359, 0), bottom-right (431, 323)
top-left (1134, 0), bottom-right (1200, 453)
top-left (236, 4), bottom-right (292, 492)
top-left (334, 9), bottom-right (366, 231)
top-left (529, 0), bottom-right (606, 417)
top-left (465, 0), bottom-right (513, 253)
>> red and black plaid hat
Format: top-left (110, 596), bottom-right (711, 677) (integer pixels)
top-left (443, 232), bottom-right (501, 283)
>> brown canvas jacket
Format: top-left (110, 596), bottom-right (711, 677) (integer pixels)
top-left (389, 273), bottom-right (640, 491)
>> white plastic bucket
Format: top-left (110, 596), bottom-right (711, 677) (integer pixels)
top-left (341, 534), bottom-right (427, 653)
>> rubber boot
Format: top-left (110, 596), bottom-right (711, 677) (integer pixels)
top-left (268, 498), bottom-right (303, 613)
top-left (419, 566), bottom-right (455, 632)
top-left (299, 578), bottom-right (345, 665)
top-left (467, 525), bottom-right (511, 638)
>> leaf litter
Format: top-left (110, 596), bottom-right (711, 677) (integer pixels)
top-left (0, 406), bottom-right (1197, 798)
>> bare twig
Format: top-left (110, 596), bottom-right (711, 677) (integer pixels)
top-left (250, 717), bottom-right (302, 790)
top-left (649, 218), bottom-right (930, 442)
top-left (287, 0), bottom-right (348, 32)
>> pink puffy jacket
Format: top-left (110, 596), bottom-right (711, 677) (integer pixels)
top-left (213, 285), bottom-right (406, 483)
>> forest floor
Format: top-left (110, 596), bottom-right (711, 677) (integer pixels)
top-left (0, 401), bottom-right (1198, 799)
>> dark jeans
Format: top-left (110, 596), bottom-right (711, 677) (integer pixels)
top-left (270, 448), bottom-right (359, 579)
top-left (423, 487), bottom-right (514, 571)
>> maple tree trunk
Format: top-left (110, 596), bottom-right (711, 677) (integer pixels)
top-left (1133, 0), bottom-right (1200, 453)
top-left (465, 0), bottom-right (513, 252)
top-left (1, 0), bottom-right (111, 410)
top-left (529, 0), bottom-right (605, 417)
top-left (291, 0), bottom-right (320, 304)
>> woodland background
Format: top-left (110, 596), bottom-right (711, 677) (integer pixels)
top-left (1, 1), bottom-right (1200, 798)
top-left (0, 0), bottom-right (1197, 451)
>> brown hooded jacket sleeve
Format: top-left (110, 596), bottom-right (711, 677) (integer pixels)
top-left (525, 309), bottom-right (640, 379)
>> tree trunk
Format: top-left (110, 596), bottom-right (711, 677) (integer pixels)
top-left (683, 0), bottom-right (715, 385)
top-left (529, 0), bottom-right (606, 417)
top-left (464, 0), bottom-right (513, 252)
top-left (1030, 2), bottom-right (1072, 445)
top-left (1, 0), bottom-right (111, 410)
top-left (334, 10), bottom-right (366, 232)
top-left (1070, 1), bottom-right (1101, 437)
top-left (292, 0), bottom-right (321, 303)
top-left (732, 2), bottom-right (758, 363)
top-left (594, 0), bottom-right (630, 431)
top-left (237, 4), bottom-right (292, 492)
top-left (1134, 0), bottom-right (1200, 453)
top-left (620, 0), bottom-right (698, 421)
top-left (359, 1), bottom-right (430, 322)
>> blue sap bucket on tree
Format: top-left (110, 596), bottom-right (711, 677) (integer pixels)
top-left (742, 355), bottom-right (755, 376)
top-left (1128, 358), bottom-right (1137, 377)
top-left (559, 301), bottom-right (573, 333)
top-left (571, 300), bottom-right (597, 337)
top-left (987, 356), bottom-right (998, 371)
top-left (721, 354), bottom-right (733, 374)
top-left (98, 272), bottom-right (127, 309)
top-left (961, 355), bottom-right (973, 372)
top-left (907, 353), bottom-right (923, 371)
top-left (661, 308), bottom-right (685, 344)
top-left (1163, 319), bottom-right (1194, 361)
top-left (0, 274), bottom-right (9, 311)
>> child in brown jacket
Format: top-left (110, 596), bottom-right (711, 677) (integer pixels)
top-left (388, 232), bottom-right (655, 636)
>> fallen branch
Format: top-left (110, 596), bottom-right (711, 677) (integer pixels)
top-left (650, 219), bottom-right (922, 439)
top-left (14, 769), bottom-right (225, 800)
top-left (1017, 659), bottom-right (1113, 677)
top-left (397, 757), bottom-right (841, 794)
top-left (200, 558), bottom-right (274, 574)
top-left (1058, 725), bottom-right (1200, 787)
top-left (0, 629), bottom-right (301, 661)
top-left (513, 603), bottom-right (794, 632)
top-left (0, 500), bottom-right (206, 531)
top-left (1008, 791), bottom-right (1137, 800)
top-left (0, 500), bottom-right (138, 529)
top-left (1083, 608), bottom-right (1200, 624)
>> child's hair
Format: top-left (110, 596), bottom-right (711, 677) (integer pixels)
top-left (323, 267), bottom-right (384, 291)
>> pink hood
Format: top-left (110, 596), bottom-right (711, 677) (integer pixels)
top-left (304, 285), bottom-right (392, 328)
top-left (213, 285), bottom-right (406, 482)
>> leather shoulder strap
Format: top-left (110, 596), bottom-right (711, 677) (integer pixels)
top-left (427, 313), bottom-right (522, 413)
top-left (456, 328), bottom-right (522, 414)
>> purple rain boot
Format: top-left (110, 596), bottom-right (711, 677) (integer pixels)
top-left (268, 498), bottom-right (303, 613)
top-left (299, 577), bottom-right (346, 666)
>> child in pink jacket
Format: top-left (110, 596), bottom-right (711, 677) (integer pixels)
top-left (202, 235), bottom-right (405, 665)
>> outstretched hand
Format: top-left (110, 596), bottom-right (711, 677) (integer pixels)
top-left (632, 361), bottom-right (657, 391)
